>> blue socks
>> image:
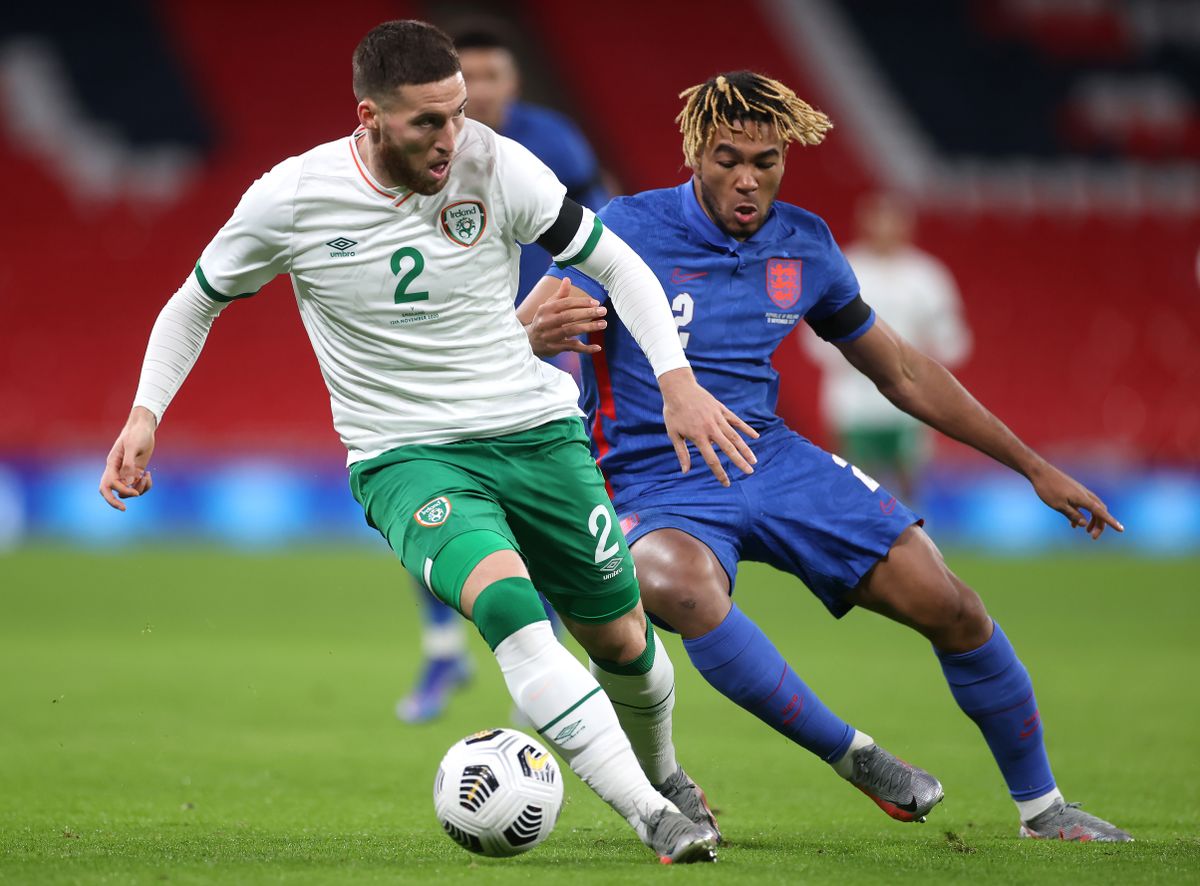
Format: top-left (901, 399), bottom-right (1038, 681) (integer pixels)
top-left (937, 622), bottom-right (1056, 800)
top-left (683, 604), bottom-right (854, 762)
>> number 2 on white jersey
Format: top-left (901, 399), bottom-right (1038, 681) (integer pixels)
top-left (587, 504), bottom-right (619, 563)
top-left (390, 247), bottom-right (429, 304)
top-left (671, 292), bottom-right (694, 349)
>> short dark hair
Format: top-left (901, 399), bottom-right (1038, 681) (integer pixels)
top-left (352, 20), bottom-right (460, 102)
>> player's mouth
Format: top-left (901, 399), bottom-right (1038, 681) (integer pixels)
top-left (428, 159), bottom-right (451, 181)
top-left (732, 203), bottom-right (758, 225)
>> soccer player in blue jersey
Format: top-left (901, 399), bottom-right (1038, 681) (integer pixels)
top-left (520, 71), bottom-right (1132, 843)
top-left (399, 26), bottom-right (612, 723)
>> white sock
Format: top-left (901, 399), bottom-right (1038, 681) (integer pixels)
top-left (1016, 787), bottom-right (1064, 821)
top-left (831, 729), bottom-right (875, 780)
top-left (589, 629), bottom-right (679, 785)
top-left (422, 620), bottom-right (466, 659)
top-left (494, 622), bottom-right (675, 829)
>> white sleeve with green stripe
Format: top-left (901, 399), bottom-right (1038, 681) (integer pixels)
top-left (553, 211), bottom-right (689, 379)
top-left (132, 273), bottom-right (225, 422)
top-left (132, 160), bottom-right (297, 421)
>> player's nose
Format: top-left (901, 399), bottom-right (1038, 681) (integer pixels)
top-left (735, 172), bottom-right (758, 192)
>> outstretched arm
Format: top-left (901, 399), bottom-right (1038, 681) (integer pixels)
top-left (835, 318), bottom-right (1122, 538)
top-left (528, 200), bottom-right (759, 486)
top-left (98, 275), bottom-right (225, 510)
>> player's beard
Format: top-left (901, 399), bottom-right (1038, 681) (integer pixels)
top-left (377, 134), bottom-right (452, 196)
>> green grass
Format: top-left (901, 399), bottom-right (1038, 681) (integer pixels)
top-left (1, 546), bottom-right (1197, 884)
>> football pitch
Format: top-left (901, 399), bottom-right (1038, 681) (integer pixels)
top-left (2, 546), bottom-right (1197, 884)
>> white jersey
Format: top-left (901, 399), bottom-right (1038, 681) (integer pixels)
top-left (805, 244), bottom-right (971, 430)
top-left (194, 120), bottom-right (582, 463)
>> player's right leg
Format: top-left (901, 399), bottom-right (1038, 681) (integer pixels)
top-left (631, 525), bottom-right (943, 824)
top-left (349, 447), bottom-right (713, 862)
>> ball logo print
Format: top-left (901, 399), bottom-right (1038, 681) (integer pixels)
top-left (441, 200), bottom-right (487, 247)
top-left (434, 728), bottom-right (564, 857)
top-left (766, 258), bottom-right (802, 309)
top-left (414, 496), bottom-right (451, 527)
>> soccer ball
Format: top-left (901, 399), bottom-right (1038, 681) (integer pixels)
top-left (433, 727), bottom-right (563, 857)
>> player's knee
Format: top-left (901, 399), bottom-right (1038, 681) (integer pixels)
top-left (943, 578), bottom-right (991, 650)
top-left (635, 560), bottom-right (728, 638)
top-left (575, 607), bottom-right (648, 664)
top-left (471, 576), bottom-right (549, 651)
top-left (917, 569), bottom-right (990, 651)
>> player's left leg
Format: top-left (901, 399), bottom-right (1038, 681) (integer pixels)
top-left (401, 583), bottom-right (562, 725)
top-left (847, 525), bottom-right (1133, 842)
top-left (630, 505), bottom-right (942, 825)
top-left (489, 417), bottom-right (717, 861)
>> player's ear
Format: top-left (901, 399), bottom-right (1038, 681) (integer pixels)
top-left (357, 98), bottom-right (380, 132)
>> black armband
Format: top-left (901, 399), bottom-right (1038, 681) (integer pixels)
top-left (536, 198), bottom-right (585, 256)
top-left (807, 294), bottom-right (873, 341)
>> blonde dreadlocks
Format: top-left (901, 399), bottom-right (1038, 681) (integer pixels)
top-left (676, 71), bottom-right (833, 165)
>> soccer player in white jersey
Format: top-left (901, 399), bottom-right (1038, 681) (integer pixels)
top-left (96, 20), bottom-right (759, 864)
top-left (804, 193), bottom-right (972, 502)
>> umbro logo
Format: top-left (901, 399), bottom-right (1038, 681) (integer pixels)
top-left (552, 719), bottom-right (585, 744)
top-left (600, 557), bottom-right (623, 573)
top-left (326, 237), bottom-right (357, 257)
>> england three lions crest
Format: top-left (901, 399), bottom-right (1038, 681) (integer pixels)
top-left (766, 258), bottom-right (802, 309)
top-left (441, 200), bottom-right (487, 247)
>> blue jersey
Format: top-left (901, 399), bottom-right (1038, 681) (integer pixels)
top-left (503, 102), bottom-right (608, 303)
top-left (547, 181), bottom-right (874, 500)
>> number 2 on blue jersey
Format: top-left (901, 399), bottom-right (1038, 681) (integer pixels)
top-left (671, 292), bottom-right (694, 349)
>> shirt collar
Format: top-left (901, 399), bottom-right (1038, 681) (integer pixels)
top-left (678, 179), bottom-right (782, 254)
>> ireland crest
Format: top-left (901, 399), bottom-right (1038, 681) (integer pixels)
top-left (441, 200), bottom-right (487, 247)
top-left (414, 496), bottom-right (452, 527)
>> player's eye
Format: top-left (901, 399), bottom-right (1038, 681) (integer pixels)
top-left (757, 163), bottom-right (777, 170)
top-left (717, 161), bottom-right (736, 169)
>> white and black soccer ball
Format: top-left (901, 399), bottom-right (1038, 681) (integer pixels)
top-left (433, 727), bottom-right (563, 857)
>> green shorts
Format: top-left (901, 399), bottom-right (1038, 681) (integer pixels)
top-left (840, 425), bottom-right (924, 472)
top-left (349, 418), bottom-right (639, 624)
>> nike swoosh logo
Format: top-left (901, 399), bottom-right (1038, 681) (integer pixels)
top-left (894, 797), bottom-right (920, 813)
top-left (670, 268), bottom-right (708, 283)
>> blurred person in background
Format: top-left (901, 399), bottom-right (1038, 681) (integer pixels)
top-left (398, 23), bottom-right (611, 724)
top-left (805, 194), bottom-right (971, 503)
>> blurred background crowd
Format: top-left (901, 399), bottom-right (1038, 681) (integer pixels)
top-left (1, 0), bottom-right (1197, 553)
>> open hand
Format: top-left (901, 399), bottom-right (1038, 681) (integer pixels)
top-left (1029, 462), bottom-right (1124, 539)
top-left (524, 277), bottom-right (607, 357)
top-left (659, 368), bottom-right (759, 487)
top-left (98, 407), bottom-right (157, 511)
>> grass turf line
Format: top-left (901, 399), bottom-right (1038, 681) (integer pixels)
top-left (1, 546), bottom-right (1197, 884)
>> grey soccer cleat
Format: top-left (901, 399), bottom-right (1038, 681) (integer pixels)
top-left (847, 744), bottom-right (944, 823)
top-left (640, 806), bottom-right (718, 864)
top-left (1019, 800), bottom-right (1133, 842)
top-left (654, 766), bottom-right (722, 844)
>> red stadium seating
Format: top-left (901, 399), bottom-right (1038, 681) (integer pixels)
top-left (2, 0), bottom-right (1197, 464)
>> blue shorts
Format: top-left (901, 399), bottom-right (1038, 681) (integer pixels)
top-left (613, 428), bottom-right (920, 622)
